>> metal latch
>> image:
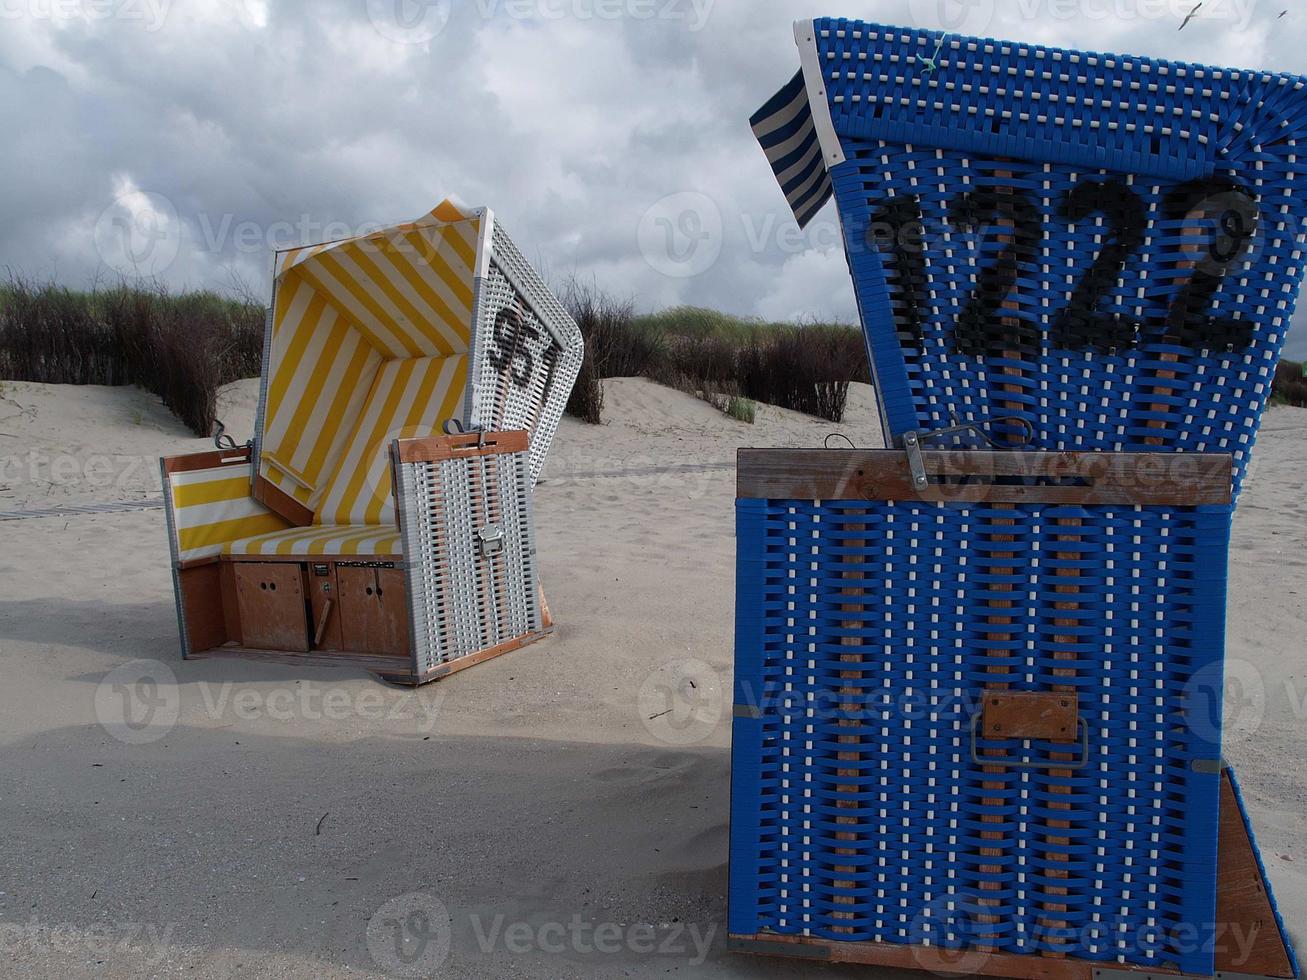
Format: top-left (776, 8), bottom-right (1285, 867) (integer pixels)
top-left (477, 524), bottom-right (504, 558)
top-left (902, 415), bottom-right (1036, 492)
top-left (904, 430), bottom-right (929, 490)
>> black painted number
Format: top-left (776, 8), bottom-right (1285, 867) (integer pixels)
top-left (946, 186), bottom-right (1042, 357)
top-left (873, 178), bottom-right (1259, 356)
top-left (487, 306), bottom-right (540, 388)
top-left (1053, 179), bottom-right (1147, 352)
top-left (1160, 178), bottom-right (1258, 351)
top-left (868, 195), bottom-right (928, 346)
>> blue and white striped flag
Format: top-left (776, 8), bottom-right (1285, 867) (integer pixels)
top-left (750, 70), bottom-right (832, 228)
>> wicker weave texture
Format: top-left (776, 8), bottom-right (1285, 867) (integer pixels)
top-left (730, 496), bottom-right (1232, 974)
top-left (811, 20), bottom-right (1307, 495)
top-left (469, 223), bottom-right (584, 486)
top-left (399, 446), bottom-right (540, 674)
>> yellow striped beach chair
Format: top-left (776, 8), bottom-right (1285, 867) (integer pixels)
top-left (160, 200), bottom-right (578, 684)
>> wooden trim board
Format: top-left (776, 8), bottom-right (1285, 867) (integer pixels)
top-left (251, 473), bottom-right (315, 527)
top-left (394, 429), bottom-right (529, 464)
top-left (385, 629), bottom-right (552, 686)
top-left (161, 447), bottom-right (252, 476)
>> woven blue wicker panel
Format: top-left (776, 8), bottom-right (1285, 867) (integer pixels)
top-left (730, 497), bottom-right (1231, 974)
top-left (808, 20), bottom-right (1307, 495)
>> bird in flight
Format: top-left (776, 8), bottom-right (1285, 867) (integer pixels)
top-left (1279, 9), bottom-right (1289, 18)
top-left (1179, 2), bottom-right (1202, 30)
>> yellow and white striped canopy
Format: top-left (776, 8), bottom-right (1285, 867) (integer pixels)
top-left (257, 199), bottom-right (484, 526)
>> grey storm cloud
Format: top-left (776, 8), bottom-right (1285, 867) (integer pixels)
top-left (2, 0), bottom-right (1307, 357)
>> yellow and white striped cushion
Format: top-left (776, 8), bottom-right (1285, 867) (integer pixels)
top-left (223, 524), bottom-right (402, 558)
top-left (313, 353), bottom-right (467, 526)
top-left (167, 461), bottom-right (290, 563)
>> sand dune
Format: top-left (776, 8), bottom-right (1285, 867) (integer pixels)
top-left (0, 377), bottom-right (1302, 977)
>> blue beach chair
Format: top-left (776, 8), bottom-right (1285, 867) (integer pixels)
top-left (731, 19), bottom-right (1305, 979)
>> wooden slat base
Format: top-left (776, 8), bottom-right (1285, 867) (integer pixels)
top-left (728, 932), bottom-right (1108, 979)
top-left (384, 629), bottom-right (552, 686)
top-left (1215, 770), bottom-right (1297, 978)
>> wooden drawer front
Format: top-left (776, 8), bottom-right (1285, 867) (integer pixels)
top-left (234, 563), bottom-right (309, 652)
top-left (337, 566), bottom-right (410, 659)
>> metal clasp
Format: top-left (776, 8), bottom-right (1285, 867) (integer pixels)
top-left (902, 414), bottom-right (1035, 490)
top-left (477, 524), bottom-right (504, 558)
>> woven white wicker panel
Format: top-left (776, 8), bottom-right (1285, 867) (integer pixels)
top-left (468, 222), bottom-right (583, 485)
top-left (396, 444), bottom-right (541, 674)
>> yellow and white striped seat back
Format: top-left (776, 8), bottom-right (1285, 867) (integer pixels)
top-left (314, 354), bottom-right (468, 526)
top-left (256, 202), bottom-right (480, 520)
top-left (162, 453), bottom-right (290, 564)
top-left (252, 198), bottom-right (581, 528)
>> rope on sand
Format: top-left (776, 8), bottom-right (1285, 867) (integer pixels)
top-left (0, 498), bottom-right (165, 521)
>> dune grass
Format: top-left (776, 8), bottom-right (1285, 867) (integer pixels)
top-left (0, 279), bottom-right (263, 437)
top-left (4, 276), bottom-right (1303, 434)
top-left (1271, 359), bottom-right (1306, 407)
top-left (561, 291), bottom-right (870, 425)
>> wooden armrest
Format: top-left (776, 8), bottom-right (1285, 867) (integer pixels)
top-left (161, 446), bottom-right (252, 476)
top-left (393, 430), bottom-right (529, 464)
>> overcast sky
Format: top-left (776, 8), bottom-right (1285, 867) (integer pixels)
top-left (3, 0), bottom-right (1307, 358)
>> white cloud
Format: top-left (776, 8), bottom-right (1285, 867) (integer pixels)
top-left (0, 0), bottom-right (1304, 356)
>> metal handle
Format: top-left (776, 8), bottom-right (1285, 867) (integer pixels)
top-left (969, 714), bottom-right (1089, 770)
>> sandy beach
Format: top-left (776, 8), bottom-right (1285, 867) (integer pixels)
top-left (0, 376), bottom-right (1303, 977)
